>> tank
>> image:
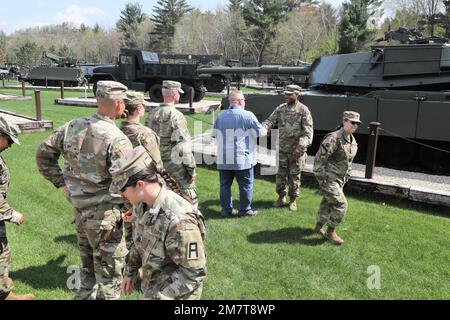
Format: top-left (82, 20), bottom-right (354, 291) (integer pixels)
top-left (21, 52), bottom-right (85, 87)
top-left (197, 29), bottom-right (450, 173)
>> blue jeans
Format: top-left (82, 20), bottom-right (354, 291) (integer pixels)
top-left (219, 167), bottom-right (254, 216)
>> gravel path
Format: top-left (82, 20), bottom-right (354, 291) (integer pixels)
top-left (304, 156), bottom-right (450, 193)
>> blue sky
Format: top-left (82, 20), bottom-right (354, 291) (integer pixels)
top-left (0, 0), bottom-right (345, 35)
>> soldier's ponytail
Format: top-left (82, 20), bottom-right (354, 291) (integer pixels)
top-left (126, 163), bottom-right (195, 205)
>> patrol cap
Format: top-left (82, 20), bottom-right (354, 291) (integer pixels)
top-left (0, 117), bottom-right (20, 145)
top-left (343, 111), bottom-right (362, 124)
top-left (163, 80), bottom-right (184, 94)
top-left (96, 81), bottom-right (128, 100)
top-left (110, 146), bottom-right (155, 193)
top-left (284, 84), bottom-right (302, 95)
top-left (125, 91), bottom-right (145, 106)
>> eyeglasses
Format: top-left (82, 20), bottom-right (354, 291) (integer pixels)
top-left (350, 121), bottom-right (360, 126)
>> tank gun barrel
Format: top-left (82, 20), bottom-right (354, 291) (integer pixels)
top-left (197, 65), bottom-right (311, 75)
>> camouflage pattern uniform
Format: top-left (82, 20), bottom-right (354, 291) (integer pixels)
top-left (36, 81), bottom-right (133, 300)
top-left (145, 104), bottom-right (197, 206)
top-left (262, 88), bottom-right (313, 199)
top-left (121, 91), bottom-right (163, 253)
top-left (313, 127), bottom-right (358, 228)
top-left (110, 146), bottom-right (206, 300)
top-left (0, 119), bottom-right (22, 300)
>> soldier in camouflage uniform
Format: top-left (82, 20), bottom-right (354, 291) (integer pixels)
top-left (313, 111), bottom-right (360, 245)
top-left (145, 81), bottom-right (198, 207)
top-left (0, 118), bottom-right (34, 300)
top-left (121, 91), bottom-right (163, 253)
top-left (262, 85), bottom-right (313, 211)
top-left (36, 81), bottom-right (134, 299)
top-left (121, 91), bottom-right (163, 171)
top-left (110, 146), bottom-right (206, 300)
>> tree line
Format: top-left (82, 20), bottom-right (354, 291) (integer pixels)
top-left (1, 0), bottom-right (450, 72)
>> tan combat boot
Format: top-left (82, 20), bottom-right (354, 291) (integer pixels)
top-left (314, 223), bottom-right (326, 238)
top-left (288, 198), bottom-right (297, 212)
top-left (273, 196), bottom-right (287, 208)
top-left (5, 292), bottom-right (34, 300)
top-left (326, 228), bottom-right (344, 245)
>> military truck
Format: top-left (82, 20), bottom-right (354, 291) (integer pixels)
top-left (90, 48), bottom-right (238, 103)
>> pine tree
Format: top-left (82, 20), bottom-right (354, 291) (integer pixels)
top-left (117, 2), bottom-right (147, 48)
top-left (241, 0), bottom-right (300, 65)
top-left (16, 41), bottom-right (44, 71)
top-left (150, 0), bottom-right (193, 52)
top-left (338, 0), bottom-right (383, 54)
top-left (228, 0), bottom-right (242, 12)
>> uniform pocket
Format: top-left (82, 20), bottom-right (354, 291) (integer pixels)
top-left (85, 207), bottom-right (121, 231)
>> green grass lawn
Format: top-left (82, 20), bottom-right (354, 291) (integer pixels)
top-left (1, 88), bottom-right (449, 300)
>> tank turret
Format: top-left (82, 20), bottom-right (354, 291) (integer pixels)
top-left (206, 28), bottom-right (450, 173)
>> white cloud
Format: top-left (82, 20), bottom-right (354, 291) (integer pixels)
top-left (55, 5), bottom-right (106, 27)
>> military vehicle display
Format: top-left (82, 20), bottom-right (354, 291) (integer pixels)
top-left (20, 52), bottom-right (85, 87)
top-left (90, 48), bottom-right (240, 103)
top-left (0, 63), bottom-right (20, 80)
top-left (198, 29), bottom-right (450, 173)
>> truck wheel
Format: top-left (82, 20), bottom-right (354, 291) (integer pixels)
top-left (179, 84), bottom-right (192, 104)
top-left (194, 86), bottom-right (206, 102)
top-left (205, 75), bottom-right (225, 92)
top-left (149, 84), bottom-right (163, 102)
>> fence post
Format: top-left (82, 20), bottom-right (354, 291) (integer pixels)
top-left (365, 122), bottom-right (381, 179)
top-left (21, 81), bottom-right (26, 97)
top-left (60, 81), bottom-right (65, 99)
top-left (34, 90), bottom-right (42, 121)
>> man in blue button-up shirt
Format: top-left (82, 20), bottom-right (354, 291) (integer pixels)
top-left (212, 91), bottom-right (264, 217)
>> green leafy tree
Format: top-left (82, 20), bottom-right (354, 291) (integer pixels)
top-left (16, 41), bottom-right (44, 71)
top-left (57, 45), bottom-right (76, 59)
top-left (338, 0), bottom-right (383, 54)
top-left (241, 0), bottom-right (307, 65)
top-left (93, 23), bottom-right (101, 34)
top-left (151, 0), bottom-right (193, 52)
top-left (441, 0), bottom-right (450, 39)
top-left (116, 2), bottom-right (147, 48)
top-left (228, 0), bottom-right (243, 11)
top-left (0, 32), bottom-right (6, 64)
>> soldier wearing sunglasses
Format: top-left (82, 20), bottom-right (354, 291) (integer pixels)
top-left (313, 111), bottom-right (361, 245)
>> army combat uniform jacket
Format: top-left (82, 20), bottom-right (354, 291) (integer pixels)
top-left (0, 156), bottom-right (22, 238)
top-left (262, 100), bottom-right (313, 153)
top-left (36, 113), bottom-right (133, 209)
top-left (120, 120), bottom-right (163, 171)
top-left (126, 186), bottom-right (206, 300)
top-left (145, 104), bottom-right (196, 179)
top-left (314, 128), bottom-right (358, 185)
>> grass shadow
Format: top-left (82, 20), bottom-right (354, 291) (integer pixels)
top-left (54, 234), bottom-right (77, 247)
top-left (248, 227), bottom-right (327, 246)
top-left (200, 199), bottom-right (275, 220)
top-left (10, 255), bottom-right (70, 290)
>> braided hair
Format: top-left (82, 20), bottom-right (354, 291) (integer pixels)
top-left (123, 162), bottom-right (194, 205)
